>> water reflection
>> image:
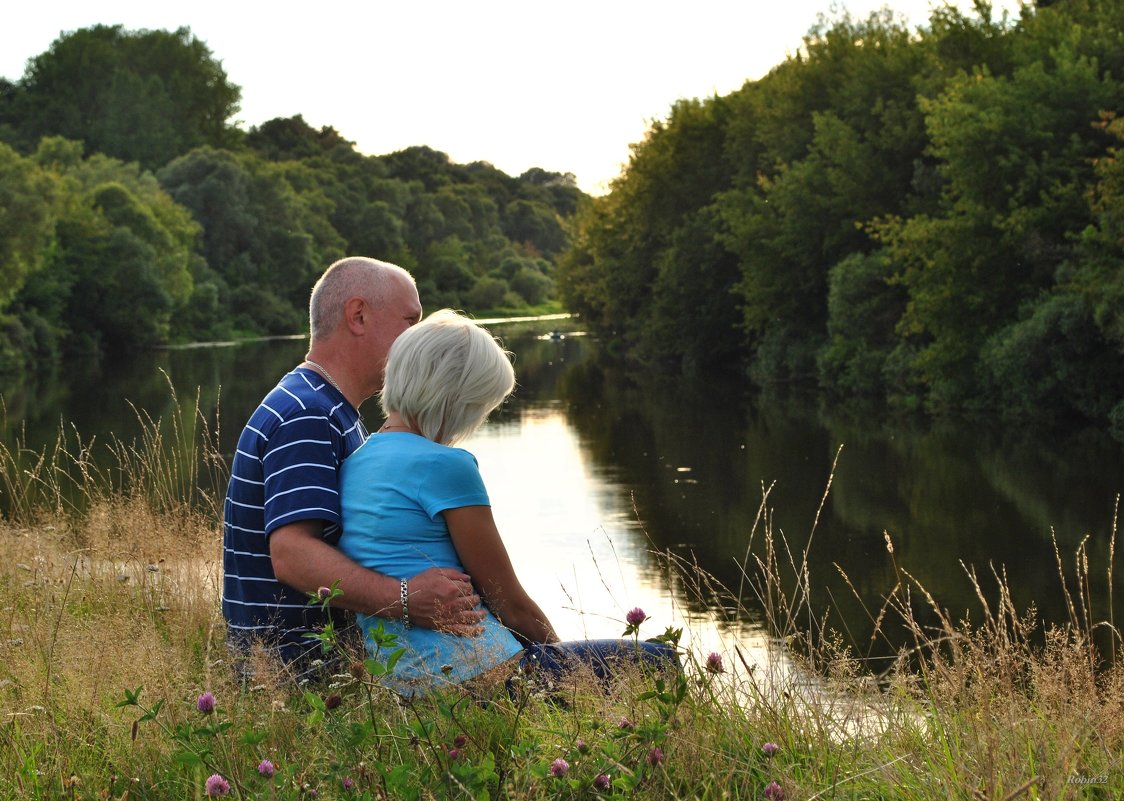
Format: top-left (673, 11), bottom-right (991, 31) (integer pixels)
top-left (468, 331), bottom-right (769, 665)
top-left (552, 348), bottom-right (1123, 666)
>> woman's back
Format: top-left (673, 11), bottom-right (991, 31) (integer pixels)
top-left (338, 431), bottom-right (523, 693)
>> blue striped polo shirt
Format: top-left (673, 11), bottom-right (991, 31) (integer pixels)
top-left (222, 366), bottom-right (368, 665)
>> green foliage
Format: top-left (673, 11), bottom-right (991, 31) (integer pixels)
top-left (980, 290), bottom-right (1123, 419)
top-left (467, 275), bottom-right (514, 310)
top-left (560, 96), bottom-right (735, 368)
top-left (502, 198), bottom-right (567, 255)
top-left (644, 205), bottom-right (743, 371)
top-left (510, 263), bottom-right (554, 306)
top-left (817, 250), bottom-right (906, 397)
top-left (0, 26), bottom-right (583, 375)
top-left (0, 143), bottom-right (57, 312)
top-left (557, 1), bottom-right (1124, 428)
top-left (244, 114), bottom-right (354, 161)
top-left (2, 25), bottom-right (240, 170)
top-left (5, 142), bottom-right (198, 357)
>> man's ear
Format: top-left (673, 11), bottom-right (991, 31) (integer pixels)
top-left (343, 297), bottom-right (366, 334)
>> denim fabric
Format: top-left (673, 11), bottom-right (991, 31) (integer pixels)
top-left (521, 639), bottom-right (679, 680)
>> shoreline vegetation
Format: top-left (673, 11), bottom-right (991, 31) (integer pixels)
top-left (5, 6), bottom-right (1124, 440)
top-left (2, 394), bottom-right (1122, 798)
top-left (153, 313), bottom-right (576, 352)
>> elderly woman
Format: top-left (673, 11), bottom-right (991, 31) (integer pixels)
top-left (338, 309), bottom-right (674, 694)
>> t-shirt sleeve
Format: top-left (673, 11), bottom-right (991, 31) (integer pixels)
top-left (261, 410), bottom-right (342, 536)
top-left (417, 447), bottom-right (491, 520)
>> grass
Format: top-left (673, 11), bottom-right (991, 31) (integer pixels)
top-left (0, 398), bottom-right (1122, 799)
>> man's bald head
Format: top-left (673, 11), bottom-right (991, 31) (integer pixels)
top-left (309, 257), bottom-right (416, 342)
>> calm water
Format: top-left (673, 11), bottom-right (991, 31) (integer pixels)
top-left (3, 320), bottom-right (1122, 670)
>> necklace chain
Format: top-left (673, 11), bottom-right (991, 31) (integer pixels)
top-left (303, 359), bottom-right (344, 395)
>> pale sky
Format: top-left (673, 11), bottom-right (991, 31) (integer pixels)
top-left (2, 0), bottom-right (1023, 194)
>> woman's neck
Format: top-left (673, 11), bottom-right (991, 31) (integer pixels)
top-left (378, 412), bottom-right (420, 434)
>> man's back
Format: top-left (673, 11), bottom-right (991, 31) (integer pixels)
top-left (222, 366), bottom-right (367, 664)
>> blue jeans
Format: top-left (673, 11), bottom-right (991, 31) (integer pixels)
top-left (520, 639), bottom-right (679, 681)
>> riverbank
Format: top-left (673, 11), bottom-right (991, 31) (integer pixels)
top-left (2, 415), bottom-right (1121, 798)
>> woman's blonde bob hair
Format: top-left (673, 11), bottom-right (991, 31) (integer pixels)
top-left (380, 309), bottom-right (515, 445)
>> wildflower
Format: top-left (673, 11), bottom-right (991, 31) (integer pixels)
top-left (196, 692), bottom-right (216, 715)
top-left (648, 746), bottom-right (665, 766)
top-left (318, 585), bottom-right (332, 599)
top-left (705, 652), bottom-right (725, 674)
top-left (448, 748), bottom-right (461, 761)
top-left (257, 759), bottom-right (275, 778)
top-left (762, 742), bottom-right (780, 757)
top-left (625, 607), bottom-right (647, 627)
top-left (341, 777), bottom-right (355, 791)
top-left (204, 774), bottom-right (230, 797)
top-left (764, 780), bottom-right (784, 800)
top-left (550, 757), bottom-right (570, 777)
top-left (618, 716), bottom-right (635, 730)
top-left (593, 772), bottom-right (611, 791)
top-left (575, 738), bottom-right (589, 754)
top-left (324, 694), bottom-right (342, 710)
top-left (453, 734), bottom-right (467, 749)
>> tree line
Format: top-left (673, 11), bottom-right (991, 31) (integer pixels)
top-left (0, 25), bottom-right (580, 378)
top-left (557, 0), bottom-right (1124, 436)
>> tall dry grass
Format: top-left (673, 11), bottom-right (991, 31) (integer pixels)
top-left (0, 400), bottom-right (1121, 799)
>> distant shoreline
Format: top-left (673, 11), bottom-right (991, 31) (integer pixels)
top-left (159, 313), bottom-right (577, 350)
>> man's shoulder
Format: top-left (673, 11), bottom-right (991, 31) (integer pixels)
top-left (252, 369), bottom-right (352, 423)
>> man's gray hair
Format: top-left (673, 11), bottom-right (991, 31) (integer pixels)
top-left (380, 309), bottom-right (515, 445)
top-left (309, 257), bottom-right (416, 341)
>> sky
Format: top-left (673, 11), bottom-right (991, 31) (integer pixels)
top-left (2, 0), bottom-right (1023, 194)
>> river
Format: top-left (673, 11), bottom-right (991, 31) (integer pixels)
top-left (2, 316), bottom-right (1122, 673)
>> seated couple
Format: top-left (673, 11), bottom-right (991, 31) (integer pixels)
top-left (338, 310), bottom-right (674, 694)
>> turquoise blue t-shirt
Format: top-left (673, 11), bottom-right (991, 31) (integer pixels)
top-left (338, 433), bottom-right (523, 693)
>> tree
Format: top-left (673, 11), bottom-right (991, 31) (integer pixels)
top-left (0, 143), bottom-right (57, 310)
top-left (7, 25), bottom-right (240, 169)
top-left (876, 36), bottom-right (1119, 408)
top-left (559, 95), bottom-right (734, 367)
top-left (156, 147), bottom-right (343, 314)
top-left (9, 144), bottom-right (198, 356)
top-left (510, 264), bottom-right (553, 306)
top-left (817, 250), bottom-right (907, 397)
top-left (245, 115), bottom-right (354, 161)
top-left (502, 199), bottom-right (566, 256)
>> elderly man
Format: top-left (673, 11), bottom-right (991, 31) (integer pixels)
top-left (222, 257), bottom-right (484, 671)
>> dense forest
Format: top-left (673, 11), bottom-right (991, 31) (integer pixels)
top-left (557, 0), bottom-right (1124, 436)
top-left (0, 25), bottom-right (580, 377)
top-left (2, 5), bottom-right (1123, 437)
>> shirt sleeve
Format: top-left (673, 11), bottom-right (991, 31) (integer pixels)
top-left (262, 410), bottom-right (342, 536)
top-left (416, 447), bottom-right (491, 520)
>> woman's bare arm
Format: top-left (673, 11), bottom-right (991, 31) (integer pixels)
top-left (442, 506), bottom-right (558, 644)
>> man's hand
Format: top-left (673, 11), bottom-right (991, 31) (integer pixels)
top-left (408, 567), bottom-right (486, 637)
top-left (270, 523), bottom-right (484, 636)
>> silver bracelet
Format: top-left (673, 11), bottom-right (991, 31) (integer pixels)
top-left (400, 578), bottom-right (411, 629)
